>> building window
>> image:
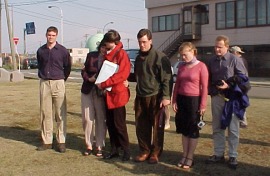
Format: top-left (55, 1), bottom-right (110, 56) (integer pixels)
top-left (159, 16), bottom-right (166, 31)
top-left (257, 0), bottom-right (267, 25)
top-left (201, 4), bottom-right (209, 25)
top-left (226, 2), bottom-right (235, 28)
top-left (237, 0), bottom-right (246, 27)
top-left (217, 0), bottom-right (270, 29)
top-left (152, 17), bottom-right (159, 32)
top-left (152, 14), bottom-right (180, 32)
top-left (268, 0), bottom-right (270, 23)
top-left (216, 3), bottom-right (226, 29)
top-left (247, 0), bottom-right (256, 26)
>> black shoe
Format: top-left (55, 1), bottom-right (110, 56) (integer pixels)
top-left (228, 157), bottom-right (238, 169)
top-left (104, 152), bottom-right (119, 159)
top-left (57, 143), bottom-right (66, 153)
top-left (83, 149), bottom-right (93, 156)
top-left (206, 155), bottom-right (225, 164)
top-left (122, 151), bottom-right (130, 161)
top-left (37, 144), bottom-right (52, 151)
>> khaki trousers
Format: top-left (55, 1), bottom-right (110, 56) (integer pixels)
top-left (40, 79), bottom-right (67, 144)
top-left (211, 95), bottom-right (240, 157)
top-left (81, 89), bottom-right (107, 149)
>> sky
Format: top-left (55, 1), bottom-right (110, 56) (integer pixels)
top-left (1, 0), bottom-right (147, 54)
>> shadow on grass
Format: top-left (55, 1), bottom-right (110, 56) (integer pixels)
top-left (67, 111), bottom-right (81, 118)
top-left (0, 125), bottom-right (269, 175)
top-left (0, 125), bottom-right (85, 152)
top-left (98, 141), bottom-right (270, 176)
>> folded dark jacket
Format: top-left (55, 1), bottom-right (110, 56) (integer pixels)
top-left (221, 74), bottom-right (250, 129)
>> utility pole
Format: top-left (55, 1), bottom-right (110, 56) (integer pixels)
top-left (4, 0), bottom-right (16, 70)
top-left (127, 38), bottom-right (130, 49)
top-left (83, 34), bottom-right (89, 47)
top-left (23, 29), bottom-right (26, 55)
top-left (0, 1), bottom-right (2, 59)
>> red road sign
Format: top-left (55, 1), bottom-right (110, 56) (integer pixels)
top-left (13, 37), bottom-right (19, 45)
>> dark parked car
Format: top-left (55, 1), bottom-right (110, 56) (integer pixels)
top-left (172, 60), bottom-right (184, 82)
top-left (22, 58), bottom-right (38, 69)
top-left (126, 49), bottom-right (139, 82)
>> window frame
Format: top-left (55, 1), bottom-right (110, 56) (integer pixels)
top-left (152, 14), bottom-right (180, 32)
top-left (216, 0), bottom-right (270, 30)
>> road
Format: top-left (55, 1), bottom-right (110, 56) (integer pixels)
top-left (21, 69), bottom-right (270, 99)
top-left (21, 69), bottom-right (82, 83)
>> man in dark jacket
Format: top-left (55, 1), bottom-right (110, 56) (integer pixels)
top-left (134, 29), bottom-right (172, 164)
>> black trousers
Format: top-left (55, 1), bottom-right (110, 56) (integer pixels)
top-left (135, 94), bottom-right (165, 156)
top-left (106, 106), bottom-right (129, 152)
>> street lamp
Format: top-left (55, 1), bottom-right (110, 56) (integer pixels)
top-left (103, 22), bottom-right (114, 34)
top-left (48, 6), bottom-right (63, 45)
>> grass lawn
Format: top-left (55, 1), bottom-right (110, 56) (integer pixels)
top-left (0, 79), bottom-right (269, 176)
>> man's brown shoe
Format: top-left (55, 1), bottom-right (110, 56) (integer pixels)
top-left (57, 143), bottom-right (66, 153)
top-left (148, 155), bottom-right (159, 164)
top-left (37, 144), bottom-right (52, 151)
top-left (134, 153), bottom-right (149, 162)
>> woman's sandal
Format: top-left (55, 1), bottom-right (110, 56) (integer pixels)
top-left (83, 149), bottom-right (93, 156)
top-left (177, 157), bottom-right (186, 167)
top-left (96, 149), bottom-right (103, 157)
top-left (182, 158), bottom-right (194, 169)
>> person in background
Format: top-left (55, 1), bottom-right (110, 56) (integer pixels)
top-left (96, 29), bottom-right (131, 162)
top-left (172, 42), bottom-right (209, 169)
top-left (134, 28), bottom-right (172, 164)
top-left (36, 26), bottom-right (71, 153)
top-left (164, 66), bottom-right (174, 130)
top-left (207, 35), bottom-right (248, 169)
top-left (230, 46), bottom-right (248, 128)
top-left (81, 40), bottom-right (107, 157)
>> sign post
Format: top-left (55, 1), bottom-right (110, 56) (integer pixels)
top-left (13, 37), bottom-right (20, 71)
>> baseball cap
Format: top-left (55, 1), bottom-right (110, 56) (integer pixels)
top-left (231, 46), bottom-right (244, 53)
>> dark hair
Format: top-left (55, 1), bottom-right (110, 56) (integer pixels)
top-left (46, 26), bottom-right (58, 34)
top-left (137, 28), bottom-right (152, 40)
top-left (97, 39), bottom-right (106, 52)
top-left (103, 29), bottom-right (121, 44)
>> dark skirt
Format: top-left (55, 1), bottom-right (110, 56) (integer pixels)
top-left (175, 94), bottom-right (200, 138)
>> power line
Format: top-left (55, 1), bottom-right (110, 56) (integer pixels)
top-left (68, 1), bottom-right (145, 22)
top-left (13, 6), bottom-right (99, 29)
top-left (8, 0), bottom-right (77, 7)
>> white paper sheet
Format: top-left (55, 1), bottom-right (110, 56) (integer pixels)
top-left (95, 60), bottom-right (119, 91)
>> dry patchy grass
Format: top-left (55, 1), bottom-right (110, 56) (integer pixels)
top-left (0, 79), bottom-right (269, 176)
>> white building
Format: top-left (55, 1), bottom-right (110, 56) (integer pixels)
top-left (68, 48), bottom-right (89, 64)
top-left (145, 0), bottom-right (270, 77)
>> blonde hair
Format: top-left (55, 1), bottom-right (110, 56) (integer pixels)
top-left (215, 35), bottom-right (230, 47)
top-left (178, 42), bottom-right (197, 56)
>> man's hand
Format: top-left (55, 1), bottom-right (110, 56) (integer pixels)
top-left (123, 80), bottom-right (129, 87)
top-left (217, 80), bottom-right (229, 89)
top-left (172, 103), bottom-right (178, 112)
top-left (160, 99), bottom-right (170, 108)
top-left (96, 83), bottom-right (102, 89)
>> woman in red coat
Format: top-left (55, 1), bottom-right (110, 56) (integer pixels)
top-left (96, 29), bottom-right (131, 161)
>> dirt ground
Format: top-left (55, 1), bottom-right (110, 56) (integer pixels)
top-left (0, 79), bottom-right (269, 176)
